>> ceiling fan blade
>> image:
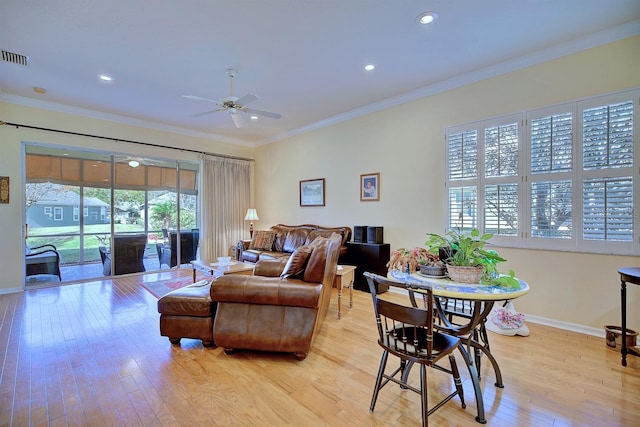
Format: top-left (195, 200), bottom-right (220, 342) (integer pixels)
top-left (191, 108), bottom-right (224, 118)
top-left (183, 94), bottom-right (221, 104)
top-left (230, 112), bottom-right (245, 128)
top-left (235, 93), bottom-right (258, 106)
top-left (244, 108), bottom-right (282, 119)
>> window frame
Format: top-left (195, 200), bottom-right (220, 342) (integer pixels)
top-left (445, 88), bottom-right (639, 256)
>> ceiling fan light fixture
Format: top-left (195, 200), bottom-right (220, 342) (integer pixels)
top-left (128, 159), bottom-right (140, 168)
top-left (417, 11), bottom-right (438, 25)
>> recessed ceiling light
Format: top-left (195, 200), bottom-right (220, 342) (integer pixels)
top-left (250, 115), bottom-right (258, 120)
top-left (417, 11), bottom-right (438, 25)
top-left (98, 74), bottom-right (113, 82)
top-left (128, 160), bottom-right (140, 168)
top-left (33, 87), bottom-right (46, 94)
top-left (364, 64), bottom-right (375, 71)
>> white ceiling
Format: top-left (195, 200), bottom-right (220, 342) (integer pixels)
top-left (1, 1), bottom-right (639, 146)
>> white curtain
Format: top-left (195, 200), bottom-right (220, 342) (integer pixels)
top-left (199, 155), bottom-right (251, 260)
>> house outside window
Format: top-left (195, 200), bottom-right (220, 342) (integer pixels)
top-left (445, 88), bottom-right (638, 255)
top-left (73, 207), bottom-right (79, 221)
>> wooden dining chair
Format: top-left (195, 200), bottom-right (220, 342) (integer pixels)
top-left (407, 290), bottom-right (503, 387)
top-left (364, 272), bottom-right (466, 426)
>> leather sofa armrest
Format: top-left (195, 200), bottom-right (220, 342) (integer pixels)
top-left (211, 275), bottom-right (321, 309)
top-left (237, 239), bottom-right (252, 261)
top-left (254, 258), bottom-right (288, 277)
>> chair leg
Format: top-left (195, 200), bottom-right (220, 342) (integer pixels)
top-left (449, 354), bottom-right (466, 409)
top-left (420, 364), bottom-right (428, 427)
top-left (370, 350), bottom-right (389, 412)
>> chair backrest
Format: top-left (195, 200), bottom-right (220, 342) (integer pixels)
top-left (112, 234), bottom-right (147, 275)
top-left (364, 272), bottom-right (438, 362)
top-left (169, 230), bottom-right (199, 265)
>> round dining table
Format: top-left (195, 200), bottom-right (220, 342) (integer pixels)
top-left (387, 269), bottom-right (530, 424)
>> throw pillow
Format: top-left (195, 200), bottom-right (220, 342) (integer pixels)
top-left (249, 230), bottom-right (276, 251)
top-left (302, 236), bottom-right (330, 283)
top-left (281, 245), bottom-right (314, 279)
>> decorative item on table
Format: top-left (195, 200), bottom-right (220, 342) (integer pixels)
top-left (217, 256), bottom-right (232, 265)
top-left (418, 261), bottom-right (446, 277)
top-left (425, 228), bottom-right (518, 287)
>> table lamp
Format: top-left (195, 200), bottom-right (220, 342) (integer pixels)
top-left (244, 208), bottom-right (259, 238)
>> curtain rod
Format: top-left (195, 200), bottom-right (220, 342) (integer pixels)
top-left (0, 120), bottom-right (254, 162)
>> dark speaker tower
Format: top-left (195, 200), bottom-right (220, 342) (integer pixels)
top-left (353, 226), bottom-right (367, 243)
top-left (366, 226), bottom-right (384, 244)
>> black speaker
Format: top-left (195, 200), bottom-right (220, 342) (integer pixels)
top-left (366, 226), bottom-right (384, 244)
top-left (353, 226), bottom-right (367, 243)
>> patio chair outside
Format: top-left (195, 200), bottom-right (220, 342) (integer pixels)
top-left (26, 244), bottom-right (62, 280)
top-left (99, 234), bottom-right (148, 275)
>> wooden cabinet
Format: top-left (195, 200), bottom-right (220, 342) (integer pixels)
top-left (344, 242), bottom-right (390, 293)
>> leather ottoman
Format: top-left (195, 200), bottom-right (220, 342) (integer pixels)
top-left (157, 280), bottom-right (216, 347)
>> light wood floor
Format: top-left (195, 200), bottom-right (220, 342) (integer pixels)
top-left (1, 270), bottom-right (639, 426)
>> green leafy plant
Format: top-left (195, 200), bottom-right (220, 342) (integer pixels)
top-left (426, 228), bottom-right (519, 287)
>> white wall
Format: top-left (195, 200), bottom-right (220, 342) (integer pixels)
top-left (253, 36), bottom-right (640, 332)
top-left (0, 102), bottom-right (253, 294)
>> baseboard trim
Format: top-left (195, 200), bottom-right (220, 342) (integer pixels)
top-left (0, 286), bottom-right (24, 295)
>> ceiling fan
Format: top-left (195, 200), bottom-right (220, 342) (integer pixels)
top-left (183, 69), bottom-right (282, 128)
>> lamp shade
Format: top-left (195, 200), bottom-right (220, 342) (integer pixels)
top-left (244, 208), bottom-right (259, 221)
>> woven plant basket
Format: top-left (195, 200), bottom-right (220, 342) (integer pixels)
top-left (446, 265), bottom-right (484, 284)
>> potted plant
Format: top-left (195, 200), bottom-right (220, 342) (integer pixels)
top-left (387, 247), bottom-right (435, 274)
top-left (426, 228), bottom-right (518, 286)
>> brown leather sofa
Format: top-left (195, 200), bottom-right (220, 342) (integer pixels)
top-left (237, 223), bottom-right (351, 263)
top-left (211, 233), bottom-right (342, 360)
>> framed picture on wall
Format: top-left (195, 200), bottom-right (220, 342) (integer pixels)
top-left (360, 172), bottom-right (379, 201)
top-left (300, 178), bottom-right (325, 206)
top-left (0, 176), bottom-right (9, 204)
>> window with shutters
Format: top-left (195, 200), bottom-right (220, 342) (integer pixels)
top-left (445, 88), bottom-right (638, 255)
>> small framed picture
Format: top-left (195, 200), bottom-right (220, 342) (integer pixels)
top-left (300, 178), bottom-right (325, 207)
top-left (0, 176), bottom-right (9, 204)
top-left (360, 172), bottom-right (380, 201)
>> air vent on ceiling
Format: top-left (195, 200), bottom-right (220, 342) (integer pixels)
top-left (1, 50), bottom-right (30, 66)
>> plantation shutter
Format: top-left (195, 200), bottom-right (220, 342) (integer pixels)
top-left (447, 129), bottom-right (479, 231)
top-left (448, 130), bottom-right (477, 180)
top-left (581, 100), bottom-right (634, 242)
top-left (483, 121), bottom-right (519, 236)
top-left (529, 111), bottom-right (574, 239)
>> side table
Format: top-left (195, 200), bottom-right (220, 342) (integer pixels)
top-left (334, 265), bottom-right (356, 319)
top-left (618, 267), bottom-right (640, 366)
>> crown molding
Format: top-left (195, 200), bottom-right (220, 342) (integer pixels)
top-left (256, 19), bottom-right (640, 146)
top-left (0, 93), bottom-right (253, 147)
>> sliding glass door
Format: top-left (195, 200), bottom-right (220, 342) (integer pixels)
top-left (24, 145), bottom-right (199, 286)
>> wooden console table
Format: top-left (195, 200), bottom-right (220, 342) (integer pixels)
top-left (618, 267), bottom-right (640, 366)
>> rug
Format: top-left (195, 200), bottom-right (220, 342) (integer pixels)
top-left (140, 276), bottom-right (197, 299)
